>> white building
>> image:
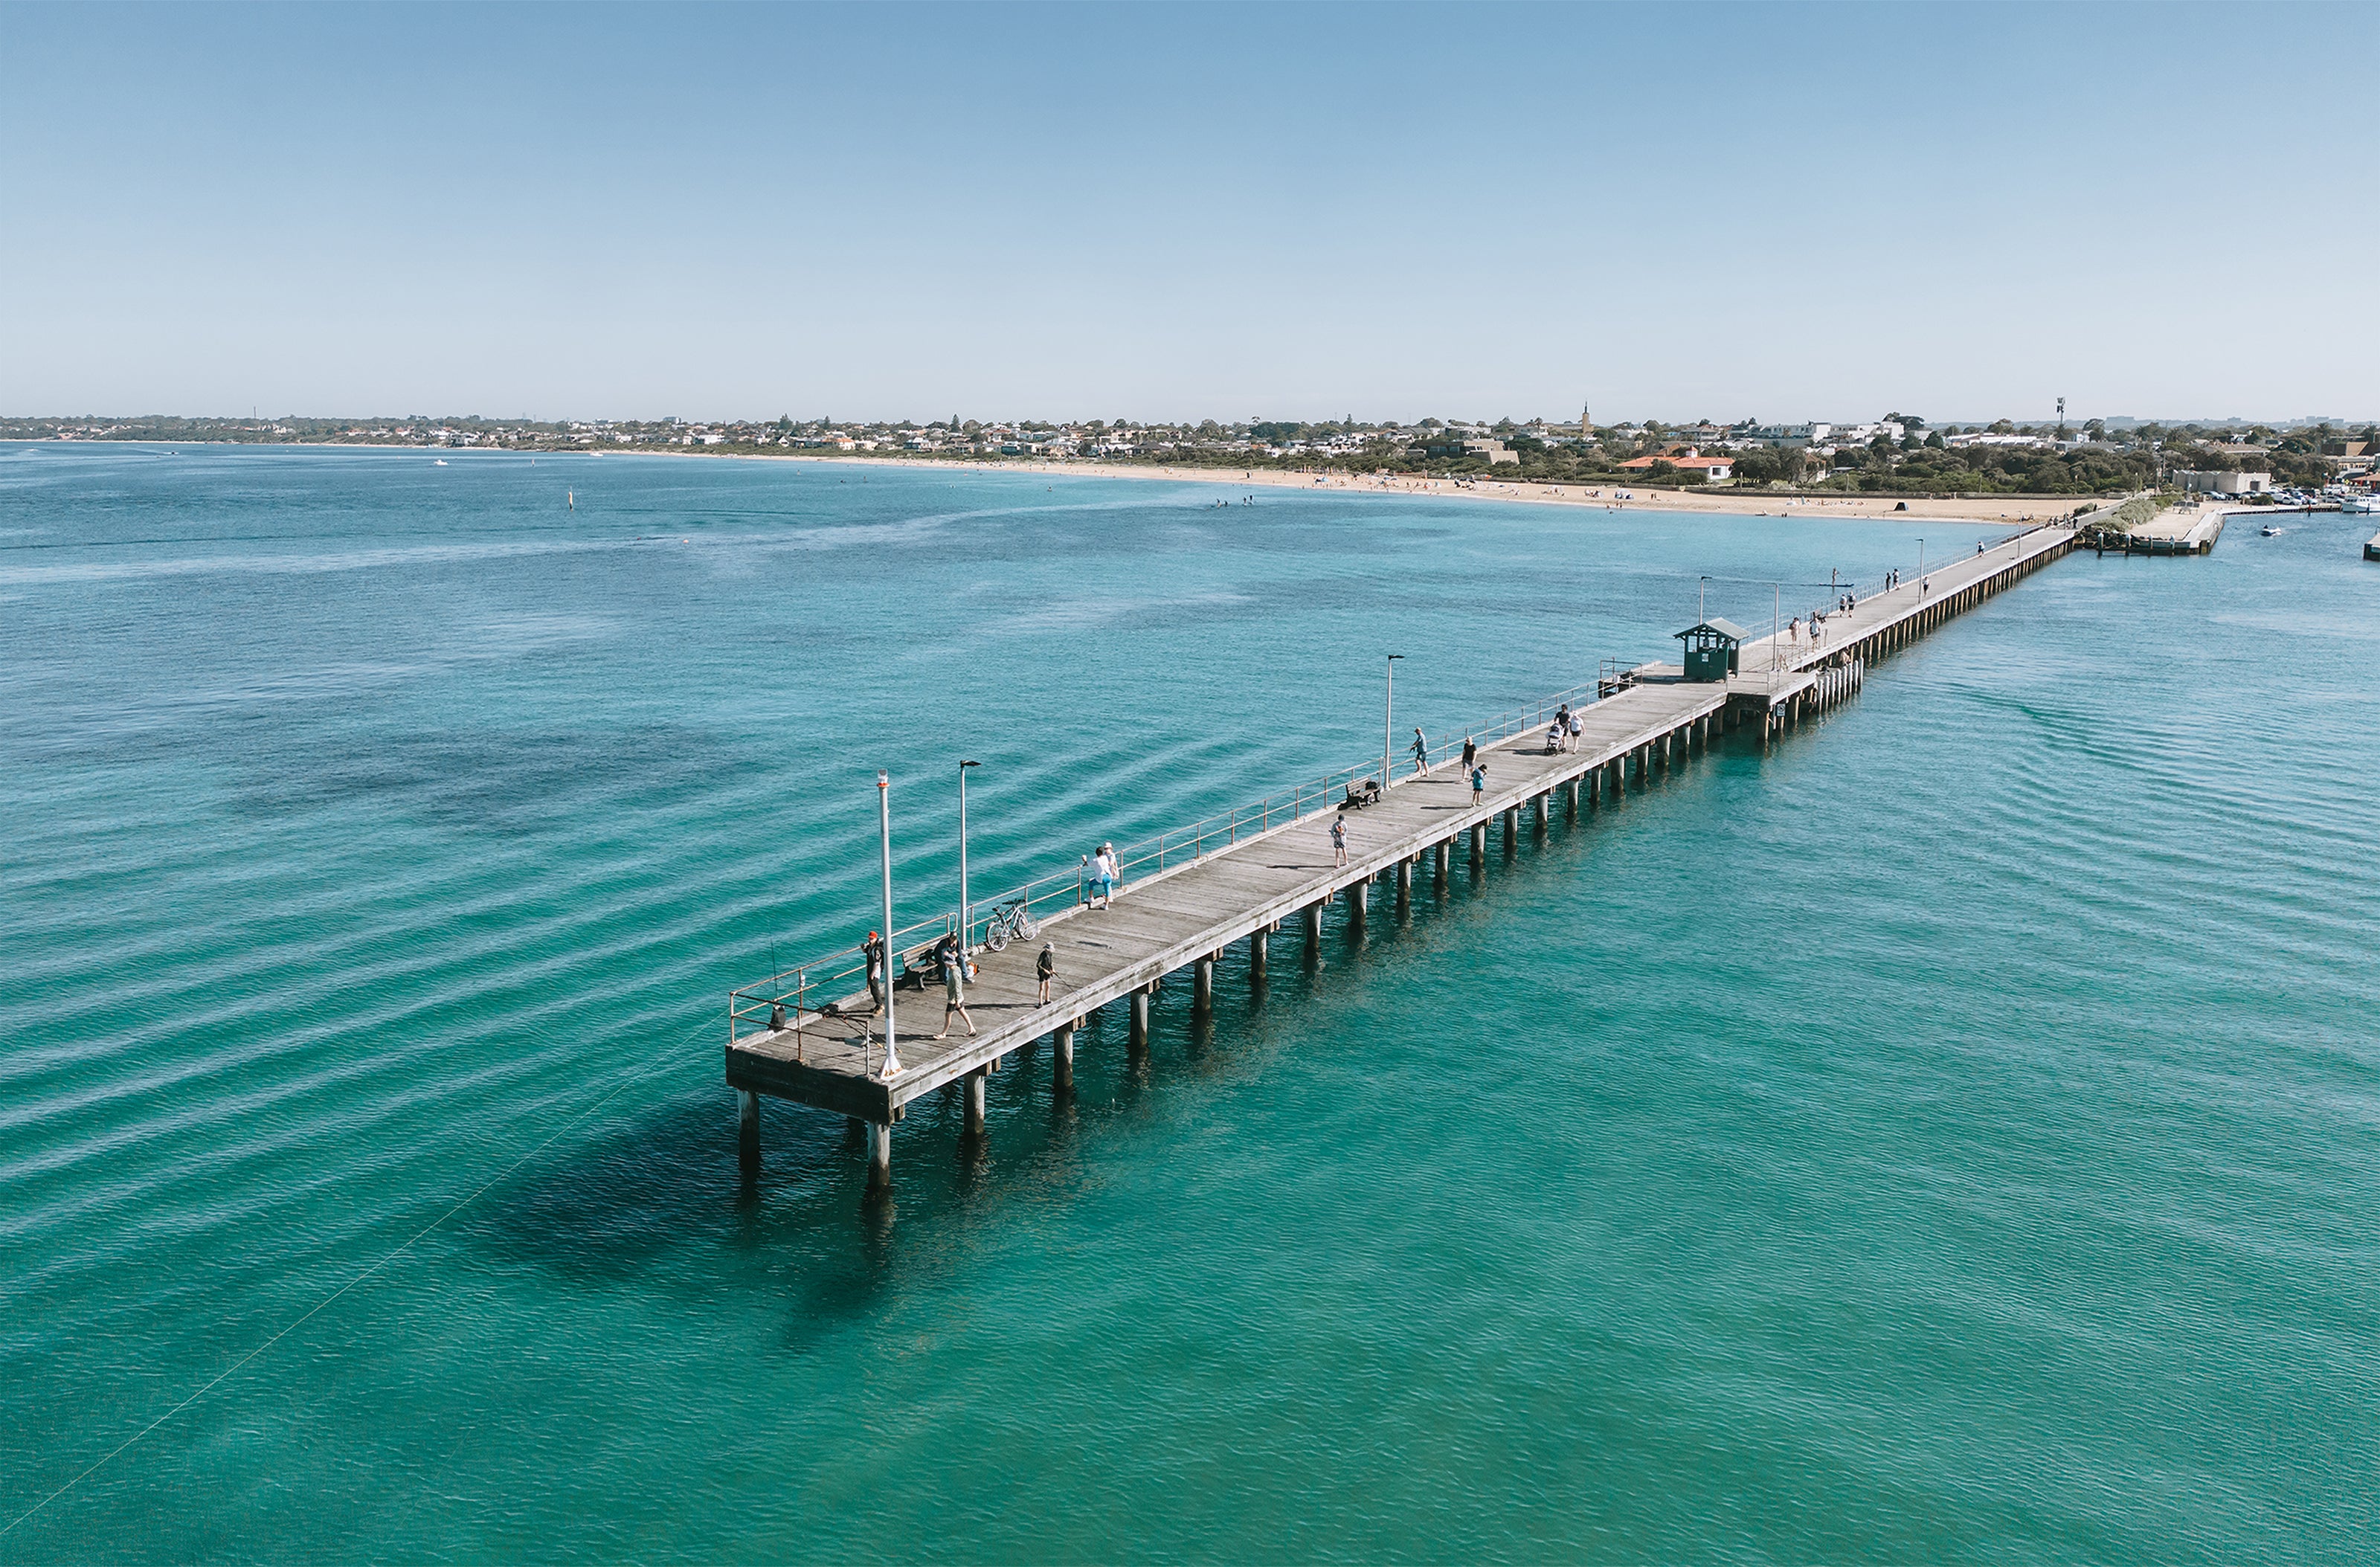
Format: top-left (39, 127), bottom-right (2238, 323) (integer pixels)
top-left (2175, 470), bottom-right (2275, 496)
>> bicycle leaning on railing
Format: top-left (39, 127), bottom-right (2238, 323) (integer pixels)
top-left (979, 898), bottom-right (1040, 952)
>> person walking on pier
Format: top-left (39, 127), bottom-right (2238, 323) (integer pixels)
top-left (1089, 842), bottom-right (1121, 908)
top-left (1409, 728), bottom-right (1429, 774)
top-left (863, 930), bottom-right (887, 1011)
top-left (1470, 762), bottom-right (1487, 804)
top-left (1460, 736), bottom-right (1477, 773)
top-left (931, 930), bottom-right (976, 1040)
top-left (1331, 814), bottom-right (1348, 866)
top-left (1036, 940), bottom-right (1057, 1003)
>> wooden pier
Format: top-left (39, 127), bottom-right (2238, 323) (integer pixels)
top-left (725, 524), bottom-right (2079, 1191)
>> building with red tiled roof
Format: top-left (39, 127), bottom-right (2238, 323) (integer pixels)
top-left (1618, 446), bottom-right (1734, 481)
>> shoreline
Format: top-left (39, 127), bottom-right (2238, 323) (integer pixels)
top-left (5, 437), bottom-right (2094, 524)
top-left (679, 448), bottom-right (2094, 526)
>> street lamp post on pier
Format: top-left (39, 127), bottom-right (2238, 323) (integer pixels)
top-left (877, 770), bottom-right (900, 1079)
top-left (959, 759), bottom-right (980, 950)
top-left (1384, 654), bottom-right (1404, 788)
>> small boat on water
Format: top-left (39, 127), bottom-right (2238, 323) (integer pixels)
top-left (2341, 494), bottom-right (2377, 515)
top-left (434, 458), bottom-right (448, 466)
top-left (2262, 524), bottom-right (2283, 537)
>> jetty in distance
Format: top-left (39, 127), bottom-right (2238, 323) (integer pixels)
top-left (724, 523), bottom-right (2080, 1194)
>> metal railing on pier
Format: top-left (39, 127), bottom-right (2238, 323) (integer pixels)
top-left (727, 677), bottom-right (1606, 1044)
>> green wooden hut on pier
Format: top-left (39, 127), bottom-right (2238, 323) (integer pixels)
top-left (1675, 617), bottom-right (1747, 682)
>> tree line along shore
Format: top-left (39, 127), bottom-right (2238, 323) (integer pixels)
top-left (7, 411), bottom-right (2369, 501)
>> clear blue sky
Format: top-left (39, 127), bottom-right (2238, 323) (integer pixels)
top-left (4, 2), bottom-right (2373, 425)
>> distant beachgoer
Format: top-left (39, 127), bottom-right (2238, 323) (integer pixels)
top-left (1331, 815), bottom-right (1348, 866)
top-left (863, 930), bottom-right (887, 1010)
top-left (1409, 728), bottom-right (1429, 773)
top-left (930, 931), bottom-right (975, 1040)
top-left (1037, 942), bottom-right (1057, 1003)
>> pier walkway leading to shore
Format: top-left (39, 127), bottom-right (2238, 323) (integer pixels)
top-left (724, 524), bottom-right (2079, 1191)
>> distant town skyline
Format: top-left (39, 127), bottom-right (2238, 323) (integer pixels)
top-left (4, 2), bottom-right (2375, 422)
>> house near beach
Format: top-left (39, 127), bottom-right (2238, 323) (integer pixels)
top-left (1619, 446), bottom-right (1734, 482)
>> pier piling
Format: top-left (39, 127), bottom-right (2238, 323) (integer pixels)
top-left (866, 1121), bottom-right (892, 1194)
top-left (737, 1089), bottom-right (759, 1174)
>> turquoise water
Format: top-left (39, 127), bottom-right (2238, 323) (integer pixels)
top-left (4, 445), bottom-right (2376, 1564)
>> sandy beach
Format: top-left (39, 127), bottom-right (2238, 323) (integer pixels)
top-left (740, 451), bottom-right (2088, 525)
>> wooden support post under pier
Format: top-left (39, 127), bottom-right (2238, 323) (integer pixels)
top-left (1130, 987), bottom-right (1151, 1052)
top-left (1052, 1023), bottom-right (1075, 1093)
top-left (1349, 879), bottom-right (1368, 936)
top-left (1250, 927), bottom-right (1268, 982)
top-left (963, 1066), bottom-right (986, 1136)
top-left (1304, 900), bottom-right (1324, 946)
top-left (738, 1088), bottom-right (759, 1174)
top-left (1396, 856), bottom-right (1412, 902)
top-left (1193, 955), bottom-right (1214, 1012)
top-left (866, 1121), bottom-right (891, 1194)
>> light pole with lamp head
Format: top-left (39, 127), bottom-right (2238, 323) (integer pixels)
top-left (1384, 654), bottom-right (1404, 789)
top-left (958, 759), bottom-right (980, 950)
top-left (877, 770), bottom-right (900, 1079)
